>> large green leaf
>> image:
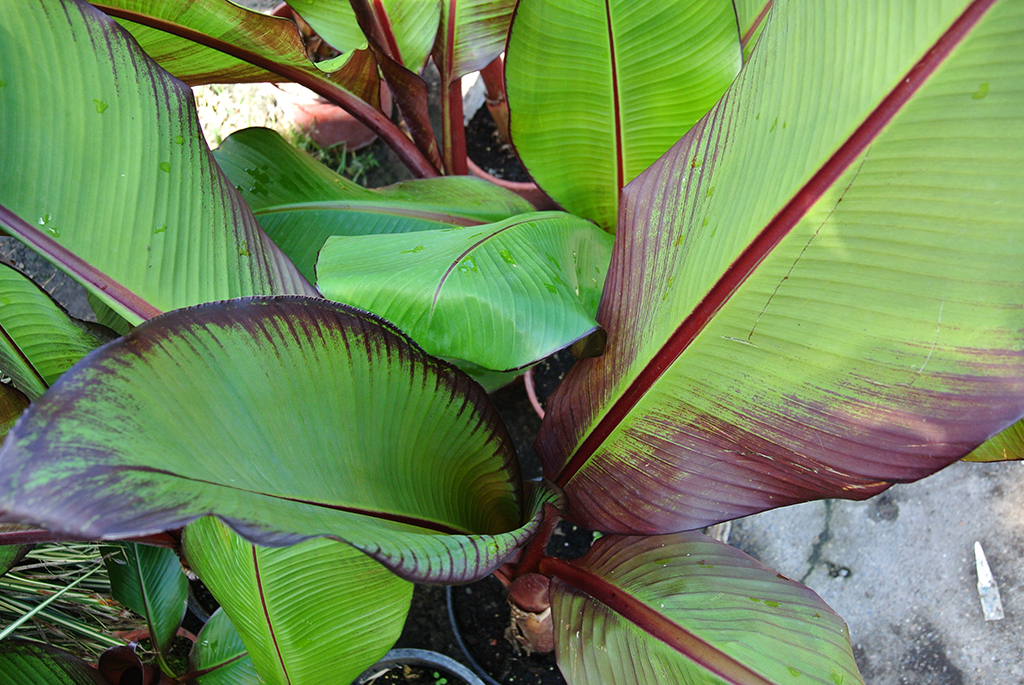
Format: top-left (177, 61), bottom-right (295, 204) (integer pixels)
top-left (505, 0), bottom-right (742, 231)
top-left (545, 533), bottom-right (861, 685)
top-left (102, 543), bottom-right (188, 664)
top-left (537, 0), bottom-right (1024, 533)
top-left (0, 263), bottom-right (110, 400)
top-left (0, 640), bottom-right (107, 685)
top-left (190, 608), bottom-right (260, 685)
top-left (317, 211), bottom-right (613, 371)
top-left (0, 0), bottom-right (314, 325)
top-left (0, 297), bottom-right (556, 583)
top-left (184, 517), bottom-right (413, 685)
top-left (213, 127), bottom-right (533, 282)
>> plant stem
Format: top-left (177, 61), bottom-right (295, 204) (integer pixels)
top-left (512, 504), bottom-right (560, 577)
top-left (442, 77), bottom-right (468, 176)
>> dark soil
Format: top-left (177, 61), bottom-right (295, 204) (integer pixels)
top-left (465, 107), bottom-right (531, 183)
top-left (360, 662), bottom-right (475, 685)
top-left (490, 349), bottom-right (576, 479)
top-left (449, 575), bottom-right (561, 685)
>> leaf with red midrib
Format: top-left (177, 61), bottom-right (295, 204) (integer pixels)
top-left (543, 533), bottom-right (861, 685)
top-left (537, 0), bottom-right (1024, 534)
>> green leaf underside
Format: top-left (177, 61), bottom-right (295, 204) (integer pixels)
top-left (0, 0), bottom-right (313, 326)
top-left (93, 0), bottom-right (372, 93)
top-left (290, 0), bottom-right (440, 72)
top-left (0, 640), bottom-right (107, 685)
top-left (0, 264), bottom-right (108, 400)
top-left (317, 211), bottom-right (613, 371)
top-left (505, 0), bottom-right (742, 230)
top-left (214, 128), bottom-right (533, 282)
top-left (102, 543), bottom-right (188, 659)
top-left (0, 297), bottom-right (554, 583)
top-left (185, 517), bottom-right (412, 685)
top-left (282, 0), bottom-right (366, 55)
top-left (435, 0), bottom-right (516, 81)
top-left (536, 0), bottom-right (1024, 533)
top-left (547, 533), bottom-right (861, 685)
top-left (191, 608), bottom-right (260, 685)
top-left (101, 2), bottom-right (331, 85)
top-left (963, 419), bottom-right (1024, 461)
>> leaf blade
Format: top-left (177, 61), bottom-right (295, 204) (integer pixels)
top-left (184, 517), bottom-right (413, 685)
top-left (537, 0), bottom-right (1024, 533)
top-left (505, 0), bottom-right (742, 230)
top-left (0, 297), bottom-right (554, 583)
top-left (546, 533), bottom-right (862, 685)
top-left (0, 0), bottom-right (314, 324)
top-left (102, 543), bottom-right (188, 660)
top-left (316, 211), bottom-right (613, 371)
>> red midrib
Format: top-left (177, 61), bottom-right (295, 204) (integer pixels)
top-left (373, 0), bottom-right (403, 63)
top-left (555, 0), bottom-right (998, 488)
top-left (740, 1), bottom-right (773, 50)
top-left (605, 0), bottom-right (625, 195)
top-left (541, 557), bottom-right (773, 685)
top-left (254, 546), bottom-right (292, 685)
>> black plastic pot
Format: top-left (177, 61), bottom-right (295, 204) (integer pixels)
top-left (351, 648), bottom-right (485, 685)
top-left (447, 579), bottom-right (566, 685)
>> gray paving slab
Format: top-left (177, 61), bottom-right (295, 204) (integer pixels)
top-left (730, 460), bottom-right (1024, 684)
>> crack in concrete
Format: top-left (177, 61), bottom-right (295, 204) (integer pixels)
top-left (800, 499), bottom-right (834, 584)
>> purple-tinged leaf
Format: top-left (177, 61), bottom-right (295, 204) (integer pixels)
top-left (1, 0), bottom-right (314, 327)
top-left (348, 0), bottom-right (444, 173)
top-left (0, 297), bottom-right (557, 583)
top-left (543, 533), bottom-right (861, 684)
top-left (537, 0), bottom-right (1024, 533)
